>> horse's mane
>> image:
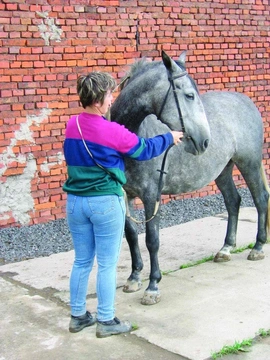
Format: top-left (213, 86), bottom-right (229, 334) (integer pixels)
top-left (119, 58), bottom-right (159, 90)
top-left (119, 57), bottom-right (199, 94)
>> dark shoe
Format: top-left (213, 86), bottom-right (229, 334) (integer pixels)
top-left (69, 311), bottom-right (97, 333)
top-left (96, 317), bottom-right (132, 338)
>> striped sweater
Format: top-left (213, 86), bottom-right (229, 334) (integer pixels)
top-left (63, 112), bottom-right (173, 196)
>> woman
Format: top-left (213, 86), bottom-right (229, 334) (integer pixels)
top-left (63, 71), bottom-right (183, 338)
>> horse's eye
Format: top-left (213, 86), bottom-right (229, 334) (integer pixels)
top-left (185, 93), bottom-right (194, 100)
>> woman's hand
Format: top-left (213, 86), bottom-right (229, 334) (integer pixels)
top-left (171, 131), bottom-right (184, 145)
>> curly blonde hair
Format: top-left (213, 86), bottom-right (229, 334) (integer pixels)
top-left (77, 71), bottom-right (116, 108)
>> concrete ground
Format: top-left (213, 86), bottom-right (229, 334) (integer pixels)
top-left (0, 207), bottom-right (270, 360)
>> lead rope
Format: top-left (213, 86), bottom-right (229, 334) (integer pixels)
top-left (125, 143), bottom-right (174, 224)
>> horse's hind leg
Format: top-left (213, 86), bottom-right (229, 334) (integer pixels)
top-left (214, 161), bottom-right (242, 262)
top-left (123, 200), bottom-right (143, 293)
top-left (239, 163), bottom-right (269, 260)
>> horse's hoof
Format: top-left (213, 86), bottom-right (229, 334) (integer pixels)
top-left (141, 290), bottom-right (161, 305)
top-left (247, 249), bottom-right (265, 261)
top-left (214, 252), bottom-right (231, 262)
top-left (123, 279), bottom-right (142, 293)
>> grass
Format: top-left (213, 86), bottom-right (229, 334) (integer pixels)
top-left (179, 254), bottom-right (214, 269)
top-left (211, 328), bottom-right (270, 359)
top-left (131, 323), bottom-right (139, 331)
top-left (161, 243), bottom-right (255, 274)
top-left (211, 338), bottom-right (253, 359)
top-left (161, 254), bottom-right (215, 274)
top-left (161, 269), bottom-right (175, 275)
top-left (257, 328), bottom-right (270, 337)
top-left (178, 242), bottom-right (255, 270)
top-left (231, 242), bottom-right (254, 253)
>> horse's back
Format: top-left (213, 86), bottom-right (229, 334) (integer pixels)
top-left (201, 91), bottom-right (263, 131)
top-left (201, 91), bottom-right (264, 161)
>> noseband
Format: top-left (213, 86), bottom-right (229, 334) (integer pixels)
top-left (158, 70), bottom-right (187, 134)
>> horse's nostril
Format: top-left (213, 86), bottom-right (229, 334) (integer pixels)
top-left (204, 139), bottom-right (209, 150)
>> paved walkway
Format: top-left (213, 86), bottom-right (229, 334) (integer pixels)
top-left (0, 208), bottom-right (270, 360)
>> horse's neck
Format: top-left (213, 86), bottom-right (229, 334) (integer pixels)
top-left (111, 70), bottom-right (160, 132)
top-left (111, 99), bottom-right (150, 133)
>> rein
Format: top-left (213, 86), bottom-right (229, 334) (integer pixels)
top-left (125, 142), bottom-right (174, 224)
top-left (126, 70), bottom-right (188, 224)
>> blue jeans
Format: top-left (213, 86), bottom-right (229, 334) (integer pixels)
top-left (66, 194), bottom-right (126, 321)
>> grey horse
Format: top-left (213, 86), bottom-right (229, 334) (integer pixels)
top-left (111, 51), bottom-right (270, 305)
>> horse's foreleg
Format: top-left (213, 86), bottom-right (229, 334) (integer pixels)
top-left (141, 215), bottom-right (162, 305)
top-left (214, 163), bottom-right (241, 262)
top-left (123, 216), bottom-right (143, 293)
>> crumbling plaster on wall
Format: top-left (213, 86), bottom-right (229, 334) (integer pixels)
top-left (36, 11), bottom-right (63, 46)
top-left (0, 10), bottom-right (65, 227)
top-left (0, 107), bottom-right (65, 226)
top-left (40, 152), bottom-right (65, 173)
top-left (0, 157), bottom-right (37, 225)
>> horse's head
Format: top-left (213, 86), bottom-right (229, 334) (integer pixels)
top-left (156, 51), bottom-right (210, 155)
top-left (111, 51), bottom-right (210, 155)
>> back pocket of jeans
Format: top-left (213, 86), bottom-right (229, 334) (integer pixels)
top-left (87, 196), bottom-right (114, 215)
top-left (66, 194), bottom-right (77, 214)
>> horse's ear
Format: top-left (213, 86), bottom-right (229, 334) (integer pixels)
top-left (178, 51), bottom-right (187, 67)
top-left (161, 50), bottom-right (173, 70)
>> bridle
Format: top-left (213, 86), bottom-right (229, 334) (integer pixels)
top-left (126, 69), bottom-right (189, 223)
top-left (157, 70), bottom-right (188, 134)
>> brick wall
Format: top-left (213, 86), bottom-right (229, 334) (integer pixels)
top-left (0, 0), bottom-right (269, 227)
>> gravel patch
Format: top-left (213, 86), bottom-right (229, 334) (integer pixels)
top-left (0, 188), bottom-right (254, 264)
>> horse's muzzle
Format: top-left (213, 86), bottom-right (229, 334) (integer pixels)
top-left (183, 135), bottom-right (209, 155)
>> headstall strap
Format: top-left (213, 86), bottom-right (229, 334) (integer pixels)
top-left (158, 70), bottom-right (188, 134)
top-left (170, 71), bottom-right (188, 80)
top-left (168, 71), bottom-right (186, 134)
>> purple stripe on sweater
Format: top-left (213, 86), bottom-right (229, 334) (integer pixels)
top-left (65, 113), bottom-right (139, 153)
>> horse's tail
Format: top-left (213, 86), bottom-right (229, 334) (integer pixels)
top-left (260, 162), bottom-right (270, 238)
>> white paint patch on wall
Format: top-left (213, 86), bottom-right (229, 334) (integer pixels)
top-left (0, 108), bottom-right (55, 226)
top-left (36, 11), bottom-right (63, 46)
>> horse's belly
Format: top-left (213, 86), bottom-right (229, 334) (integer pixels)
top-left (162, 148), bottom-right (232, 195)
top-left (162, 174), bottom-right (216, 195)
top-left (162, 171), bottom-right (218, 195)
